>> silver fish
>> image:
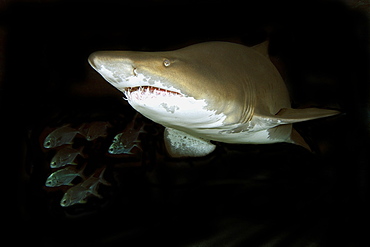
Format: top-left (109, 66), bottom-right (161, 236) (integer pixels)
top-left (45, 166), bottom-right (85, 187)
top-left (50, 146), bottom-right (84, 168)
top-left (78, 121), bottom-right (112, 141)
top-left (109, 114), bottom-right (145, 154)
top-left (44, 125), bottom-right (79, 149)
top-left (60, 168), bottom-right (110, 207)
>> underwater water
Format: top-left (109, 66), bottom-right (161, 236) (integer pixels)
top-left (2, 0), bottom-right (369, 246)
top-left (23, 100), bottom-right (345, 246)
top-left (17, 99), bottom-right (368, 247)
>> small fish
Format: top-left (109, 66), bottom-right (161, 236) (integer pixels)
top-left (44, 125), bottom-right (79, 149)
top-left (78, 121), bottom-right (112, 141)
top-left (60, 167), bottom-right (110, 207)
top-left (45, 166), bottom-right (85, 187)
top-left (50, 146), bottom-right (84, 168)
top-left (108, 114), bottom-right (145, 154)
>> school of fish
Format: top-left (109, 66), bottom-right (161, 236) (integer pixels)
top-left (43, 117), bottom-right (145, 207)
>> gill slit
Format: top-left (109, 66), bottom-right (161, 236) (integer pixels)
top-left (240, 76), bottom-right (255, 124)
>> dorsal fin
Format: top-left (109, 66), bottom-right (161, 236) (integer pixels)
top-left (251, 41), bottom-right (269, 57)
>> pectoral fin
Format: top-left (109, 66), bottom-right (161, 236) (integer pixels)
top-left (290, 128), bottom-right (312, 151)
top-left (164, 128), bottom-right (216, 157)
top-left (268, 108), bottom-right (339, 151)
top-left (274, 108), bottom-right (340, 123)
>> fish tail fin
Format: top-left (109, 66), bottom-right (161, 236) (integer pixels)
top-left (139, 124), bottom-right (146, 134)
top-left (77, 146), bottom-right (87, 158)
top-left (134, 143), bottom-right (142, 151)
top-left (78, 123), bottom-right (89, 138)
top-left (98, 167), bottom-right (111, 186)
top-left (78, 164), bottom-right (87, 180)
top-left (90, 187), bottom-right (103, 198)
top-left (290, 128), bottom-right (312, 152)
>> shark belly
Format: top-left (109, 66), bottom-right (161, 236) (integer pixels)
top-left (162, 123), bottom-right (292, 157)
top-left (185, 124), bottom-right (292, 145)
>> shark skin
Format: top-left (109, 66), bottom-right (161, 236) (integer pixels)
top-left (88, 41), bottom-right (339, 157)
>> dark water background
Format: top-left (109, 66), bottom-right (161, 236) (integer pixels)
top-left (2, 0), bottom-right (369, 246)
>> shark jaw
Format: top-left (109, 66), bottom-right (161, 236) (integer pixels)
top-left (123, 84), bottom-right (227, 132)
top-left (123, 86), bottom-right (183, 101)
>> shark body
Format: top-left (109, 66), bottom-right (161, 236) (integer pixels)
top-left (89, 42), bottom-right (339, 157)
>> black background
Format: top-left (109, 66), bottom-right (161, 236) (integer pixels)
top-left (2, 0), bottom-right (369, 246)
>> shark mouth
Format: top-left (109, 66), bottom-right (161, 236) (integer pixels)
top-left (123, 86), bottom-right (183, 101)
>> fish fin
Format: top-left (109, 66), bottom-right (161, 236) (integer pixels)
top-left (226, 108), bottom-right (340, 134)
top-left (138, 124), bottom-right (146, 133)
top-left (91, 190), bottom-right (103, 198)
top-left (77, 146), bottom-right (87, 158)
top-left (251, 41), bottom-right (269, 58)
top-left (78, 165), bottom-right (86, 180)
top-left (273, 108), bottom-right (340, 123)
top-left (98, 167), bottom-right (111, 186)
top-left (79, 199), bottom-right (87, 204)
top-left (290, 128), bottom-right (312, 152)
top-left (134, 143), bottom-right (142, 151)
top-left (164, 128), bottom-right (216, 158)
top-left (78, 123), bottom-right (89, 137)
top-left (100, 180), bottom-right (111, 186)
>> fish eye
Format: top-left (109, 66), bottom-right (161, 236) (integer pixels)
top-left (163, 59), bottom-right (171, 67)
top-left (44, 140), bottom-right (51, 148)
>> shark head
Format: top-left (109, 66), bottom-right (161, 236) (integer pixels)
top-left (88, 42), bottom-right (253, 135)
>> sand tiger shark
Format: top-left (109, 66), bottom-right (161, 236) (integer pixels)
top-left (88, 41), bottom-right (339, 157)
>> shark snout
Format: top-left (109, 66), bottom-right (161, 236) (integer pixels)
top-left (87, 51), bottom-right (102, 70)
top-left (88, 51), bottom-right (138, 85)
top-left (88, 51), bottom-right (133, 70)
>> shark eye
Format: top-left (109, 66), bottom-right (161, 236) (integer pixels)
top-left (163, 59), bottom-right (171, 67)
